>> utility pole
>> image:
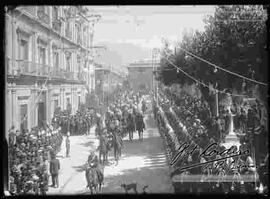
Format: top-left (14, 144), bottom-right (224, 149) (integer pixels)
top-left (215, 83), bottom-right (219, 118)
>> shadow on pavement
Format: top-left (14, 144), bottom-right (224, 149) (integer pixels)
top-left (72, 164), bottom-right (86, 172)
top-left (78, 140), bottom-right (95, 148)
top-left (101, 133), bottom-right (173, 194)
top-left (119, 136), bottom-right (164, 156)
top-left (145, 115), bottom-right (156, 129)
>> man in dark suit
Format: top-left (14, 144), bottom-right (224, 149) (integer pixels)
top-left (50, 153), bottom-right (60, 188)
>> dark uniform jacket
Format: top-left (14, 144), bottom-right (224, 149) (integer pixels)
top-left (136, 114), bottom-right (145, 132)
top-left (50, 159), bottom-right (60, 175)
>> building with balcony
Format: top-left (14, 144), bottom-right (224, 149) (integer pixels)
top-left (94, 63), bottom-right (126, 104)
top-left (5, 6), bottom-right (98, 132)
top-left (127, 59), bottom-right (160, 93)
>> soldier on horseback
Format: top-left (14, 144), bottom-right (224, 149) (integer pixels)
top-left (107, 118), bottom-right (123, 164)
top-left (86, 151), bottom-right (104, 189)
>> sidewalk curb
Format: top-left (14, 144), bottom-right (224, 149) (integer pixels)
top-left (47, 126), bottom-right (99, 194)
top-left (155, 116), bottom-right (175, 191)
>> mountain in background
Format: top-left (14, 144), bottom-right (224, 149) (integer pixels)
top-left (94, 41), bottom-right (152, 69)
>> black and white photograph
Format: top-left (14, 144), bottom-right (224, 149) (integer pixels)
top-left (3, 5), bottom-right (269, 196)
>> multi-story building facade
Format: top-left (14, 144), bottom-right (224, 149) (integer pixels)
top-left (95, 63), bottom-right (126, 104)
top-left (5, 6), bottom-right (98, 132)
top-left (127, 60), bottom-right (160, 93)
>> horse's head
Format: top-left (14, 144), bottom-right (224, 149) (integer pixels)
top-left (120, 183), bottom-right (125, 188)
top-left (87, 168), bottom-right (98, 183)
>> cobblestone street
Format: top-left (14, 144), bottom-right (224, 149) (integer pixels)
top-left (47, 110), bottom-right (174, 195)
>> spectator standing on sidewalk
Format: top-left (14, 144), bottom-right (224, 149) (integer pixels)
top-left (49, 153), bottom-right (60, 188)
top-left (66, 132), bottom-right (70, 157)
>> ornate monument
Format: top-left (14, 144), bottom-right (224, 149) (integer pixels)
top-left (222, 95), bottom-right (241, 149)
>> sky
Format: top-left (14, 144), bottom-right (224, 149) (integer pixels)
top-left (88, 6), bottom-right (216, 68)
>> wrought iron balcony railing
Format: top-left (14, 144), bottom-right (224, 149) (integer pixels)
top-left (37, 10), bottom-right (50, 25)
top-left (8, 60), bottom-right (87, 83)
top-left (52, 67), bottom-right (65, 78)
top-left (17, 60), bottom-right (50, 76)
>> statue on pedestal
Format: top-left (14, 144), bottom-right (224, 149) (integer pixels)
top-left (222, 95), bottom-right (240, 149)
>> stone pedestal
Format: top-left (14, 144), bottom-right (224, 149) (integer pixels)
top-left (222, 108), bottom-right (240, 149)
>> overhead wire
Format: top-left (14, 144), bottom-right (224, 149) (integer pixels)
top-left (163, 50), bottom-right (248, 97)
top-left (174, 45), bottom-right (268, 86)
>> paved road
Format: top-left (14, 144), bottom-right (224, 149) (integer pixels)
top-left (47, 128), bottom-right (99, 195)
top-left (47, 99), bottom-right (174, 195)
top-left (101, 113), bottom-right (174, 194)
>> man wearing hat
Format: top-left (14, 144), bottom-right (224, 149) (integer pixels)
top-left (49, 152), bottom-right (60, 188)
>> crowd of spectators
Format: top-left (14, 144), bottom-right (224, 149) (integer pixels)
top-left (8, 125), bottom-right (63, 195)
top-left (154, 88), bottom-right (268, 194)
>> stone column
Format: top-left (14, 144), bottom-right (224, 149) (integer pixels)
top-left (11, 84), bottom-right (18, 130)
top-left (30, 86), bottom-right (37, 128)
top-left (48, 39), bottom-right (53, 69)
top-left (33, 32), bottom-right (38, 73)
top-left (62, 87), bottom-right (66, 110)
top-left (72, 18), bottom-right (75, 42)
top-left (47, 84), bottom-right (52, 124)
top-left (6, 87), bottom-right (12, 139)
top-left (70, 86), bottom-right (73, 114)
top-left (5, 14), bottom-right (12, 74)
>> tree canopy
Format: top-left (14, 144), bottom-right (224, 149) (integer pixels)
top-left (158, 5), bottom-right (268, 103)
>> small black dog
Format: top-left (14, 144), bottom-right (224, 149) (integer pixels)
top-left (142, 185), bottom-right (149, 194)
top-left (121, 183), bottom-right (138, 194)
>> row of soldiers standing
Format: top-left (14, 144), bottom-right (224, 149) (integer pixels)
top-left (52, 107), bottom-right (96, 136)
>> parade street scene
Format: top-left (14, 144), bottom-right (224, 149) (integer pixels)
top-left (4, 5), bottom-right (268, 196)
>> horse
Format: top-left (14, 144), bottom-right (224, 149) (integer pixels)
top-left (135, 113), bottom-right (145, 141)
top-left (98, 134), bottom-right (109, 165)
top-left (127, 114), bottom-right (135, 141)
top-left (85, 165), bottom-right (103, 194)
top-left (111, 131), bottom-right (122, 164)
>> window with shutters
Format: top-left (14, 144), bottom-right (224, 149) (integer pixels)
top-left (83, 27), bottom-right (87, 47)
top-left (19, 40), bottom-right (29, 61)
top-left (38, 47), bottom-right (46, 65)
top-left (54, 100), bottom-right (59, 112)
top-left (53, 51), bottom-right (59, 68)
top-left (65, 53), bottom-right (71, 71)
